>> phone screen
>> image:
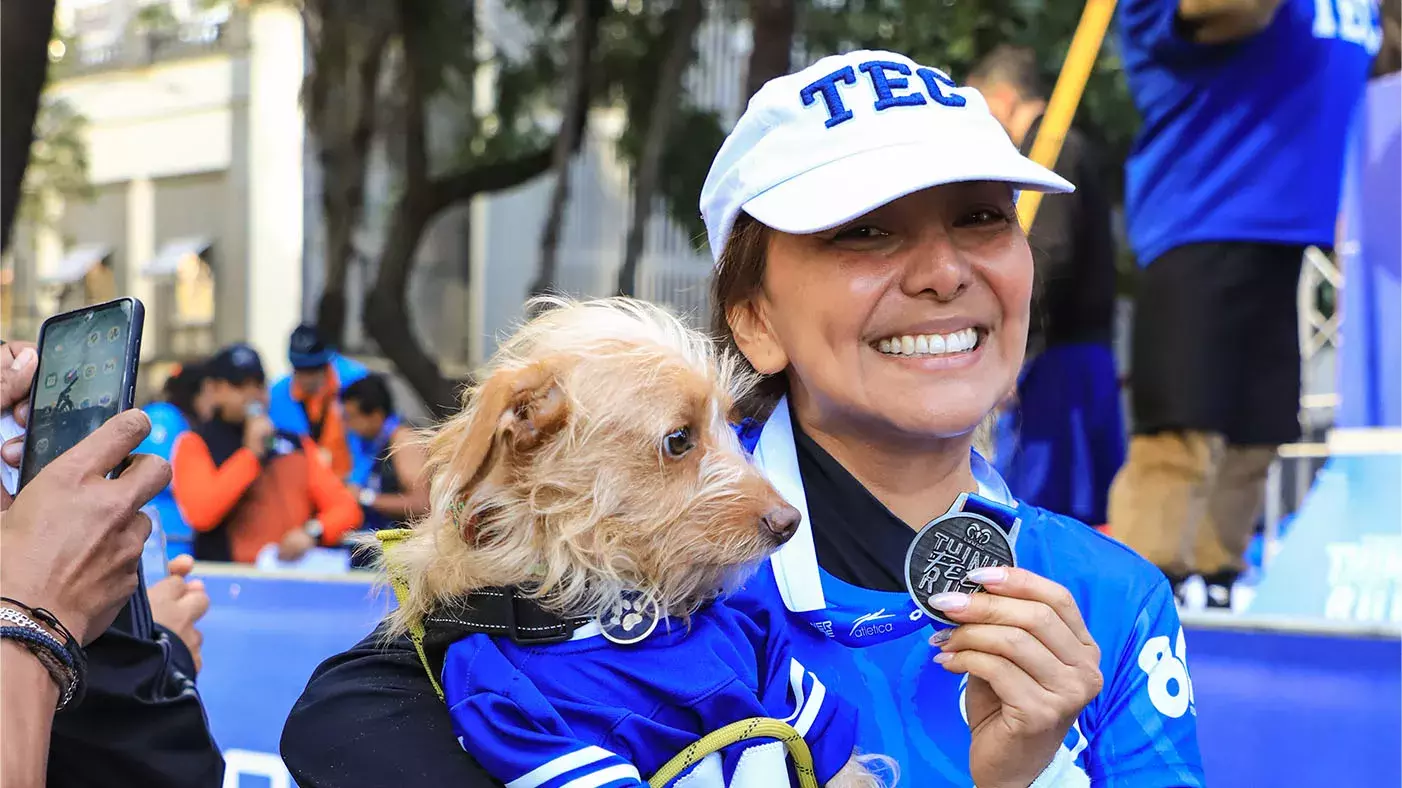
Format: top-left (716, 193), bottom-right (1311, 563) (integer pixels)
top-left (20, 299), bottom-right (141, 489)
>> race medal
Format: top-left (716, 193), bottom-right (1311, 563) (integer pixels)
top-left (599, 589), bottom-right (661, 645)
top-left (904, 493), bottom-right (1018, 626)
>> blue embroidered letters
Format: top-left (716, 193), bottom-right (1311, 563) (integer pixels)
top-left (801, 60), bottom-right (968, 127)
top-left (800, 66), bottom-right (858, 128)
top-left (858, 60), bottom-right (928, 111)
top-left (916, 68), bottom-right (968, 108)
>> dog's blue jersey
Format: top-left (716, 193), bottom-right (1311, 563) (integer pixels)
top-left (441, 601), bottom-right (859, 788)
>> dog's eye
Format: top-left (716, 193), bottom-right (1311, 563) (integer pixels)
top-left (663, 427), bottom-right (694, 459)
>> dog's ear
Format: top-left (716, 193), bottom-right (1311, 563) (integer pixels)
top-left (498, 360), bottom-right (569, 453)
top-left (440, 358), bottom-right (570, 492)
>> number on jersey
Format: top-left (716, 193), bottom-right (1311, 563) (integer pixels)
top-left (1137, 626), bottom-right (1196, 719)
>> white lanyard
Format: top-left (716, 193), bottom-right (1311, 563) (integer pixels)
top-left (752, 396), bottom-right (1016, 614)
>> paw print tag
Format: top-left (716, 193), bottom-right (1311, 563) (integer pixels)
top-left (599, 589), bottom-right (661, 645)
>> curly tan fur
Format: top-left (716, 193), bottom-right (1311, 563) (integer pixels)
top-left (374, 296), bottom-right (797, 640)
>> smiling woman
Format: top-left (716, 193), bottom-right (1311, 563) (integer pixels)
top-left (281, 49), bottom-right (1204, 788)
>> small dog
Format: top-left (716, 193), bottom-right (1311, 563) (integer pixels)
top-left (376, 297), bottom-right (890, 788)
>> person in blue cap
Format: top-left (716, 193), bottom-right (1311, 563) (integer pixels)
top-left (267, 324), bottom-right (369, 481)
top-left (283, 50), bottom-right (1203, 787)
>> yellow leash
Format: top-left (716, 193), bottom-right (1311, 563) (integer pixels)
top-left (1017, 0), bottom-right (1120, 232)
top-left (375, 530), bottom-right (820, 786)
top-left (648, 718), bottom-right (819, 788)
top-left (375, 529), bottom-right (445, 700)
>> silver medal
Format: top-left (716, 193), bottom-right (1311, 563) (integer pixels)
top-left (904, 501), bottom-right (1017, 626)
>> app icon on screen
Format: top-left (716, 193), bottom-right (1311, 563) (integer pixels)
top-left (98, 394), bottom-right (113, 407)
top-left (44, 373), bottom-right (57, 389)
top-left (87, 331), bottom-right (100, 346)
top-left (54, 342), bottom-right (66, 355)
top-left (64, 368), bottom-right (79, 384)
top-left (35, 438), bottom-right (48, 453)
top-left (83, 364), bottom-right (96, 379)
top-left (107, 326), bottom-right (120, 342)
top-left (79, 398), bottom-right (91, 409)
top-left (102, 358), bottom-right (117, 375)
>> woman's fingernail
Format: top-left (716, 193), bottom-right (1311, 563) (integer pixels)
top-left (933, 652), bottom-right (954, 665)
top-left (929, 592), bottom-right (970, 612)
top-left (1, 441), bottom-right (20, 466)
top-left (930, 628), bottom-right (953, 646)
top-left (10, 348), bottom-right (35, 372)
top-left (967, 567), bottom-right (1007, 585)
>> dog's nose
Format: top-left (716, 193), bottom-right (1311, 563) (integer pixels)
top-left (762, 503), bottom-right (801, 542)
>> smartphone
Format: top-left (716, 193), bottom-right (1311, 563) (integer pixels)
top-left (17, 297), bottom-right (145, 490)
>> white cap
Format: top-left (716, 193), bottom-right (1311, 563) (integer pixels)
top-left (700, 50), bottom-right (1074, 263)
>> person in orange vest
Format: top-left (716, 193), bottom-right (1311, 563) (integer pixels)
top-left (172, 344), bottom-right (361, 564)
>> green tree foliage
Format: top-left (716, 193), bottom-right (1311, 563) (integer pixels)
top-left (301, 0), bottom-right (1140, 411)
top-left (801, 0), bottom-right (1139, 197)
top-left (17, 96), bottom-right (94, 240)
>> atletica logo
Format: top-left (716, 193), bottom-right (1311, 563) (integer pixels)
top-left (849, 609), bottom-right (897, 639)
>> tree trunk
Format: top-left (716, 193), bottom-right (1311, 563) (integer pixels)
top-left (1, 0), bottom-right (57, 253)
top-left (362, 3), bottom-right (589, 418)
top-left (745, 0), bottom-right (795, 99)
top-left (616, 0), bottom-right (705, 297)
top-left (309, 21), bottom-right (388, 347)
top-left (530, 0), bottom-right (599, 301)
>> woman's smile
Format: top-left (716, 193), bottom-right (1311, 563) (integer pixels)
top-left (871, 319), bottom-right (989, 369)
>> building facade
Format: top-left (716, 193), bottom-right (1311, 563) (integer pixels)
top-left (7, 0), bottom-right (305, 388)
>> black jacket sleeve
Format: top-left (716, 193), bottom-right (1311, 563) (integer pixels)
top-left (47, 593), bottom-right (225, 788)
top-left (280, 627), bottom-right (502, 787)
top-left (1025, 128), bottom-right (1083, 351)
top-left (1022, 119), bottom-right (1119, 352)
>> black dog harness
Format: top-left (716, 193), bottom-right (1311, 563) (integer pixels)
top-left (418, 587), bottom-right (594, 681)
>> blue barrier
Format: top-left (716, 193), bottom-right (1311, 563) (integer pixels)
top-left (194, 571), bottom-right (391, 788)
top-left (191, 569), bottom-right (1401, 787)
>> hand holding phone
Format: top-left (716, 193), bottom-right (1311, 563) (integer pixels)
top-left (3, 409), bottom-right (169, 645)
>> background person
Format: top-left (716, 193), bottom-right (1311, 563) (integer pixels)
top-left (966, 44), bottom-right (1124, 528)
top-left (339, 373), bottom-right (429, 567)
top-left (1110, 0), bottom-right (1382, 607)
top-left (135, 361), bottom-right (214, 559)
top-left (281, 50), bottom-right (1201, 788)
top-left (0, 341), bottom-right (223, 787)
top-left (171, 344), bottom-right (362, 564)
top-left (268, 323), bottom-right (370, 481)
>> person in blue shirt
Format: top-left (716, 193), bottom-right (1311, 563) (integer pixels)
top-left (1109, 0), bottom-right (1382, 609)
top-left (136, 362), bottom-right (213, 559)
top-left (339, 373), bottom-right (428, 569)
top-left (267, 323), bottom-right (371, 482)
top-left (282, 49), bottom-right (1204, 787)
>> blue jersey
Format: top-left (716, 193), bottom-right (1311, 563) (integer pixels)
top-left (442, 601), bottom-right (859, 788)
top-left (1118, 0), bottom-right (1381, 265)
top-left (135, 401), bottom-right (193, 543)
top-left (730, 511), bottom-right (1201, 786)
top-left (743, 398), bottom-right (1204, 786)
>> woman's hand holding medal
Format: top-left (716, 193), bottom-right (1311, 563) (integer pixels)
top-left (928, 567), bottom-right (1104, 788)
